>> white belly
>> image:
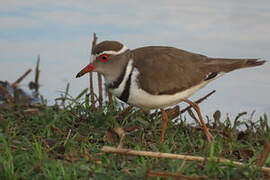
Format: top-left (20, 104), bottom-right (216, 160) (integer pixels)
top-left (127, 68), bottom-right (224, 110)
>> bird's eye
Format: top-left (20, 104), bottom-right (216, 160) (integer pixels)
top-left (99, 54), bottom-right (109, 62)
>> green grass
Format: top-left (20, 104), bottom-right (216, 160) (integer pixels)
top-left (0, 97), bottom-right (269, 179)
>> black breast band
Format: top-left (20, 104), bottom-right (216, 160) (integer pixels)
top-left (118, 68), bottom-right (133, 103)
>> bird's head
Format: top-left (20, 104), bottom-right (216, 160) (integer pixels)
top-left (76, 41), bottom-right (130, 81)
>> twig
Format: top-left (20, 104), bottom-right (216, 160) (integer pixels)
top-left (233, 112), bottom-right (247, 130)
top-left (166, 105), bottom-right (180, 119)
top-left (89, 72), bottom-right (95, 109)
top-left (9, 144), bottom-right (28, 151)
top-left (35, 55), bottom-right (40, 94)
top-left (146, 169), bottom-right (207, 179)
top-left (234, 112), bottom-right (247, 122)
top-left (113, 127), bottom-right (126, 149)
top-left (90, 33), bottom-right (103, 108)
top-left (116, 106), bottom-right (133, 120)
top-left (89, 33), bottom-right (98, 109)
top-left (98, 73), bottom-right (103, 108)
top-left (257, 142), bottom-right (270, 167)
top-left (0, 85), bottom-right (9, 102)
top-left (213, 110), bottom-right (221, 127)
top-left (64, 129), bottom-right (72, 146)
top-left (91, 32), bottom-right (98, 53)
top-left (180, 90), bottom-right (216, 114)
top-left (106, 88), bottom-right (113, 105)
top-left (187, 108), bottom-right (200, 125)
top-left (24, 108), bottom-right (39, 113)
top-left (61, 83), bottom-right (69, 107)
top-left (176, 159), bottom-right (187, 175)
top-left (123, 125), bottom-right (142, 132)
top-left (12, 69), bottom-right (32, 87)
top-left (122, 168), bottom-right (132, 176)
top-left (102, 146), bottom-right (270, 174)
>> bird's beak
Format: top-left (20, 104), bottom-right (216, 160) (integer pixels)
top-left (76, 63), bottom-right (96, 78)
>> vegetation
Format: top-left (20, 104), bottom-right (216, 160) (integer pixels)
top-left (0, 93), bottom-right (269, 180)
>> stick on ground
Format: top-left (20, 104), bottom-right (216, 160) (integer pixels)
top-left (146, 169), bottom-right (207, 179)
top-left (102, 146), bottom-right (270, 174)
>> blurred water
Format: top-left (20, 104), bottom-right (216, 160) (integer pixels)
top-left (0, 0), bottom-right (270, 123)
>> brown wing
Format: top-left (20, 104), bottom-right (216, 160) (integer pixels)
top-left (132, 46), bottom-right (209, 95)
top-left (132, 46), bottom-right (265, 95)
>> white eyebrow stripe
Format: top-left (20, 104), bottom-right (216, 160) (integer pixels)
top-left (96, 45), bottom-right (128, 56)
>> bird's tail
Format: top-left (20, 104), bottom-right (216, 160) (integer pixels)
top-left (202, 58), bottom-right (266, 73)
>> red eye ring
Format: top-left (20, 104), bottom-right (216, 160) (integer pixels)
top-left (99, 54), bottom-right (110, 62)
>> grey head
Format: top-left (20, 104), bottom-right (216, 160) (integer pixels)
top-left (76, 41), bottom-right (131, 84)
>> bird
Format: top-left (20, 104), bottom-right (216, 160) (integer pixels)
top-left (76, 40), bottom-right (266, 145)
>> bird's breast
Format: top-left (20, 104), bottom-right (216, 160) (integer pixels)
top-left (106, 59), bottom-right (134, 101)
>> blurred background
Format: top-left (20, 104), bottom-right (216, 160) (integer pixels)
top-left (0, 0), bottom-right (269, 119)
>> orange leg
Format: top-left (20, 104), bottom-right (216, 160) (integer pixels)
top-left (160, 108), bottom-right (168, 143)
top-left (183, 99), bottom-right (213, 146)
